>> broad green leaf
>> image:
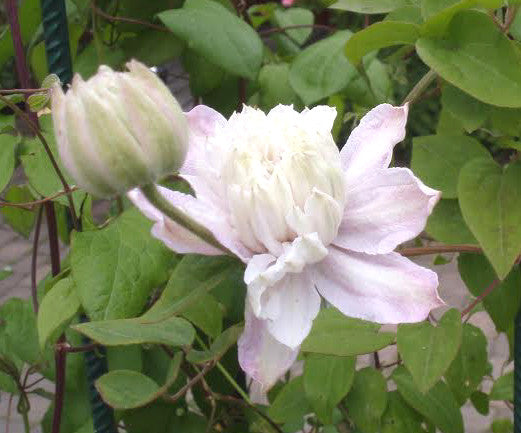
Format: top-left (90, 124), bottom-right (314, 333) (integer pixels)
top-left (303, 354), bottom-right (355, 424)
top-left (271, 8), bottom-right (314, 53)
top-left (458, 253), bottom-right (521, 332)
top-left (344, 55), bottom-right (393, 106)
top-left (158, 0), bottom-right (263, 80)
top-left (0, 298), bottom-right (40, 365)
top-left (458, 159), bottom-right (521, 279)
top-left (386, 5), bottom-right (424, 24)
top-left (490, 371), bottom-right (513, 401)
top-left (417, 11), bottom-right (521, 107)
top-left (425, 199), bottom-right (477, 244)
top-left (187, 324), bottom-right (243, 364)
top-left (345, 367), bottom-right (388, 433)
top-left (258, 63), bottom-right (303, 111)
top-left (74, 42), bottom-right (126, 80)
top-left (121, 30), bottom-right (183, 67)
top-left (420, 0), bottom-right (504, 36)
top-left (330, 0), bottom-right (407, 13)
top-left (441, 85), bottom-right (489, 133)
top-left (72, 316), bottom-right (195, 347)
top-left (71, 209), bottom-right (175, 321)
top-left (289, 31), bottom-right (357, 105)
top-left (20, 115), bottom-right (86, 214)
top-left (268, 377), bottom-right (311, 424)
top-left (470, 391), bottom-right (489, 415)
top-left (345, 21), bottom-right (420, 66)
top-left (444, 324), bottom-right (488, 404)
top-left (381, 391), bottom-right (426, 433)
top-left (411, 134), bottom-right (491, 198)
top-left (0, 133), bottom-right (18, 193)
top-left (96, 353), bottom-right (182, 409)
top-left (0, 185), bottom-right (36, 238)
top-left (492, 419), bottom-right (514, 433)
top-left (27, 92), bottom-right (50, 112)
top-left (107, 346), bottom-right (143, 373)
top-left (183, 50), bottom-right (225, 97)
top-left (393, 366), bottom-right (464, 433)
top-left (143, 254), bottom-right (242, 326)
top-left (398, 309), bottom-right (462, 393)
top-left (37, 277), bottom-right (80, 349)
top-left (302, 308), bottom-right (395, 356)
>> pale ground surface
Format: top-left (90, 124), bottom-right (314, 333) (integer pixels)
top-left (0, 61), bottom-right (514, 432)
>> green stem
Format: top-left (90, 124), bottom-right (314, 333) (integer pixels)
top-left (402, 69), bottom-right (437, 105)
top-left (20, 405), bottom-right (30, 433)
top-left (140, 183), bottom-right (236, 257)
top-left (195, 335), bottom-right (252, 405)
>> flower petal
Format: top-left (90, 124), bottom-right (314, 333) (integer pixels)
top-left (334, 168), bottom-right (441, 254)
top-left (182, 105), bottom-right (227, 176)
top-left (263, 271), bottom-right (321, 348)
top-left (128, 186), bottom-right (252, 261)
top-left (238, 302), bottom-right (299, 390)
top-left (314, 246), bottom-right (444, 324)
top-left (245, 233), bottom-right (328, 317)
top-left (340, 104), bottom-right (408, 183)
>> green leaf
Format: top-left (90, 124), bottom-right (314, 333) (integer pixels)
top-left (458, 159), bottom-right (521, 279)
top-left (121, 30), bottom-right (183, 67)
top-left (271, 8), bottom-right (314, 53)
top-left (444, 324), bottom-right (488, 405)
top-left (187, 324), bottom-right (243, 364)
top-left (0, 133), bottom-right (18, 193)
top-left (158, 0), bottom-right (263, 80)
top-left (393, 366), bottom-right (464, 433)
top-left (417, 10), bottom-right (521, 107)
top-left (490, 371), bottom-right (513, 401)
top-left (345, 367), bottom-right (388, 433)
top-left (72, 316), bottom-right (195, 347)
top-left (398, 309), bottom-right (462, 393)
top-left (20, 116), bottom-right (86, 214)
top-left (183, 50), bottom-right (225, 97)
top-left (470, 391), bottom-right (489, 415)
top-left (289, 31), bottom-right (357, 105)
top-left (492, 419), bottom-right (514, 433)
top-left (381, 391), bottom-right (426, 433)
top-left (258, 63), bottom-right (303, 111)
top-left (268, 377), bottom-right (311, 424)
top-left (0, 185), bottom-right (35, 238)
top-left (302, 308), bottom-right (395, 356)
top-left (96, 353), bottom-right (182, 409)
top-left (458, 253), bottom-right (521, 332)
top-left (344, 56), bottom-right (393, 106)
top-left (441, 85), bottom-right (489, 133)
top-left (71, 209), bottom-right (175, 321)
top-left (27, 92), bottom-right (50, 112)
top-left (426, 199), bottom-right (478, 244)
top-left (330, 0), bottom-right (407, 13)
top-left (303, 354), bottom-right (355, 424)
top-left (0, 298), bottom-right (40, 365)
top-left (411, 134), bottom-right (491, 198)
top-left (345, 21), bottom-right (419, 66)
top-left (37, 277), bottom-right (80, 349)
top-left (143, 254), bottom-right (242, 327)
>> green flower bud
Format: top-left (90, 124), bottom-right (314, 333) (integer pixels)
top-left (51, 60), bottom-right (189, 197)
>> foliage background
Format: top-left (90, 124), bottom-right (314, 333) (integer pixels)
top-left (1, 0), bottom-right (521, 432)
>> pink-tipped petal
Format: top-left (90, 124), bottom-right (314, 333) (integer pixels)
top-left (238, 303), bottom-right (299, 390)
top-left (128, 186), bottom-right (252, 261)
top-left (341, 104), bottom-right (409, 183)
top-left (313, 246), bottom-right (444, 324)
top-left (334, 168), bottom-right (441, 254)
top-left (182, 105), bottom-right (227, 176)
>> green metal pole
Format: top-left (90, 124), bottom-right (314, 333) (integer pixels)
top-left (39, 2), bottom-right (117, 432)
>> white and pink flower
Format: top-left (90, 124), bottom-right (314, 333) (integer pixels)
top-left (129, 103), bottom-right (444, 389)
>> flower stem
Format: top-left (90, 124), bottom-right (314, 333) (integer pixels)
top-left (140, 183), bottom-right (236, 257)
top-left (402, 69), bottom-right (437, 105)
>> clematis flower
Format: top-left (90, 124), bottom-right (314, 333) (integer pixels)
top-left (129, 103), bottom-right (444, 389)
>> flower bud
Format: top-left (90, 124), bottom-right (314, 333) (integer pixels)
top-left (51, 60), bottom-right (189, 197)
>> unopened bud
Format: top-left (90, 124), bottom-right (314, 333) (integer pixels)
top-left (51, 60), bottom-right (189, 197)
